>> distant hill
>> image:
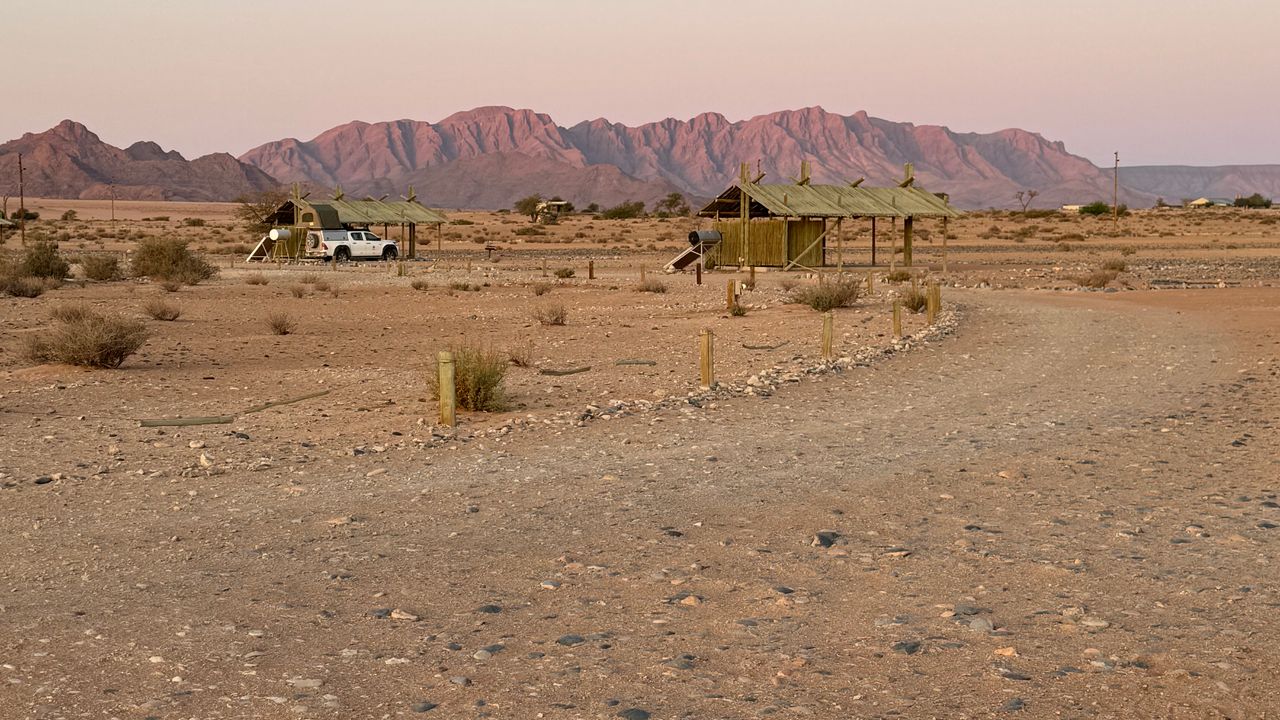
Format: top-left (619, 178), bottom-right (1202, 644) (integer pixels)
top-left (0, 120), bottom-right (279, 202)
top-left (1120, 165), bottom-right (1280, 204)
top-left (239, 106), bottom-right (1151, 210)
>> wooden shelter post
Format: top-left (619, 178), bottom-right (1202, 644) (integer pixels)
top-left (871, 217), bottom-right (877, 266)
top-left (903, 216), bottom-right (914, 267)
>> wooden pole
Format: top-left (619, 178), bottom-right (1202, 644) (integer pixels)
top-left (836, 217), bottom-right (844, 271)
top-left (748, 264), bottom-right (755, 289)
top-left (870, 217), bottom-right (877, 266)
top-left (892, 300), bottom-right (902, 338)
top-left (437, 351), bottom-right (456, 427)
top-left (926, 283), bottom-right (937, 325)
top-left (588, 260), bottom-right (594, 280)
top-left (699, 329), bottom-right (715, 389)
top-left (889, 220), bottom-right (897, 272)
top-left (18, 153), bottom-right (25, 246)
top-left (640, 267), bottom-right (646, 283)
top-left (866, 271), bottom-right (874, 294)
top-left (822, 311), bottom-right (833, 360)
top-left (941, 217), bottom-right (949, 273)
top-left (726, 279), bottom-right (736, 311)
top-left (541, 258), bottom-right (547, 277)
top-left (695, 261), bottom-right (702, 285)
top-left (903, 216), bottom-right (914, 267)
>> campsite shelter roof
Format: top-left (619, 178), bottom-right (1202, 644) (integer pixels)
top-left (267, 198), bottom-right (447, 228)
top-left (699, 182), bottom-right (959, 219)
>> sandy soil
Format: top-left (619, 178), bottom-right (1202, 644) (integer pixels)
top-left (1, 203), bottom-right (1279, 718)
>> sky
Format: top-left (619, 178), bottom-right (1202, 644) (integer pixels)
top-left (4, 0), bottom-right (1278, 167)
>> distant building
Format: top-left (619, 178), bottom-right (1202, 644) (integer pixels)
top-left (1060, 204), bottom-right (1084, 213)
top-left (1184, 197), bottom-right (1233, 208)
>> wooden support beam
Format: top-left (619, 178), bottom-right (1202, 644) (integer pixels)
top-left (903, 216), bottom-right (914, 267)
top-left (871, 217), bottom-right (877, 266)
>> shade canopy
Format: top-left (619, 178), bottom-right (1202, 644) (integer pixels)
top-left (699, 182), bottom-right (959, 219)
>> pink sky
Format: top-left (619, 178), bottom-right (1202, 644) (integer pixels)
top-left (6, 0), bottom-right (1277, 167)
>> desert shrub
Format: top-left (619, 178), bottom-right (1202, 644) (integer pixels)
top-left (131, 238), bottom-right (217, 285)
top-left (513, 226), bottom-right (546, 237)
top-left (601, 200), bottom-right (646, 220)
top-left (410, 278), bottom-right (430, 291)
top-left (265, 312), bottom-right (296, 335)
top-left (288, 284), bottom-right (307, 298)
top-left (1023, 209), bottom-right (1056, 219)
top-left (1100, 258), bottom-right (1127, 272)
top-left (159, 280), bottom-right (182, 292)
top-left (18, 241), bottom-right (70, 279)
top-left (978, 224), bottom-right (1001, 240)
top-left (298, 272), bottom-right (319, 284)
top-left (532, 303), bottom-right (568, 326)
top-left (1079, 201), bottom-right (1110, 216)
top-left (532, 281), bottom-right (554, 296)
top-left (729, 303), bottom-right (747, 317)
top-left (1057, 232), bottom-right (1086, 242)
top-left (244, 273), bottom-right (269, 285)
top-left (1056, 242), bottom-right (1072, 252)
top-left (1234, 193), bottom-right (1272, 209)
top-left (10, 208), bottom-right (38, 221)
top-left (182, 218), bottom-right (206, 227)
top-left (81, 254), bottom-right (121, 281)
top-left (429, 346), bottom-right (508, 412)
top-left (778, 277), bottom-right (799, 291)
top-left (1073, 269), bottom-right (1119, 288)
top-left (1120, 245), bottom-right (1137, 256)
top-left (507, 341), bottom-right (535, 368)
top-left (312, 279), bottom-right (331, 292)
top-left (449, 281), bottom-right (480, 291)
top-left (60, 210), bottom-right (78, 222)
top-left (450, 218), bottom-right (475, 226)
top-left (22, 307), bottom-right (149, 368)
top-left (635, 278), bottom-right (668, 293)
top-left (901, 287), bottom-right (927, 313)
top-left (50, 303), bottom-right (96, 324)
top-left (553, 267), bottom-right (575, 279)
top-left (2, 276), bottom-right (49, 298)
top-left (885, 269), bottom-right (912, 283)
top-left (142, 297), bottom-right (181, 321)
top-left (790, 278), bottom-right (862, 311)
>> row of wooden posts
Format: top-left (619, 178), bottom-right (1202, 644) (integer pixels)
top-left (434, 277), bottom-right (944, 426)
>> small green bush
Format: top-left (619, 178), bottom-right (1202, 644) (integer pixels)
top-left (81, 255), bottom-right (121, 281)
top-left (131, 238), bottom-right (217, 285)
top-left (553, 267), bottom-right (575, 279)
top-left (600, 200), bottom-right (646, 220)
top-left (182, 218), bottom-right (206, 227)
top-left (18, 241), bottom-right (70, 279)
top-left (429, 346), bottom-right (509, 412)
top-left (60, 209), bottom-right (78, 222)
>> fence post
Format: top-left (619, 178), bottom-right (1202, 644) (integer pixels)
top-left (926, 283), bottom-right (937, 325)
top-left (822, 311), bottom-right (834, 360)
top-left (866, 271), bottom-right (873, 294)
top-left (726, 279), bottom-right (736, 311)
top-left (640, 267), bottom-right (646, 284)
top-left (892, 300), bottom-right (902, 339)
top-left (437, 351), bottom-right (456, 427)
top-left (588, 260), bottom-right (594, 280)
top-left (541, 258), bottom-right (547, 277)
top-left (696, 261), bottom-right (702, 285)
top-left (699, 329), bottom-right (715, 389)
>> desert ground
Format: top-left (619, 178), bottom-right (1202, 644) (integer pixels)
top-left (1, 200), bottom-right (1279, 718)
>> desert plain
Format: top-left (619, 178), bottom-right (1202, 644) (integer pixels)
top-left (1, 201), bottom-right (1279, 719)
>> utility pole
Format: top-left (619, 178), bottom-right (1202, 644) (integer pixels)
top-left (110, 183), bottom-right (116, 223)
top-left (18, 153), bottom-right (25, 246)
top-left (1113, 151), bottom-right (1119, 231)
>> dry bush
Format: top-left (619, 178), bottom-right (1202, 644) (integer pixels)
top-left (1100, 258), bottom-right (1127, 272)
top-left (131, 238), bottom-right (217, 285)
top-left (159, 280), bottom-right (182, 292)
top-left (312, 279), bottom-right (331, 292)
top-left (1119, 245), bottom-right (1138, 256)
top-left (553, 267), bottom-right (575, 279)
top-left (778, 277), bottom-right (799, 292)
top-left (790, 278), bottom-right (863, 311)
top-left (885, 269), bottom-right (912, 283)
top-left (244, 273), bottom-right (269, 286)
top-left (901, 287), bottom-right (928, 313)
top-left (635, 278), bottom-right (668, 293)
top-left (50, 303), bottom-right (95, 324)
top-left (288, 284), bottom-right (308, 298)
top-left (298, 272), bottom-right (320, 284)
top-left (2, 275), bottom-right (49, 298)
top-left (410, 278), bottom-right (430, 291)
top-left (22, 307), bottom-right (149, 368)
top-left (531, 281), bottom-right (554, 296)
top-left (16, 241), bottom-right (70, 279)
top-left (532, 303), bottom-right (568, 326)
top-left (265, 312), bottom-right (296, 335)
top-left (729, 303), bottom-right (747, 317)
top-left (1072, 269), bottom-right (1119, 288)
top-left (507, 340), bottom-right (535, 368)
top-left (428, 346), bottom-right (509, 412)
top-left (81, 255), bottom-right (121, 281)
top-left (142, 297), bottom-right (181, 321)
top-left (449, 281), bottom-right (479, 291)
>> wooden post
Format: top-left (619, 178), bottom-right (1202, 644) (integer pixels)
top-left (926, 283), bottom-right (937, 325)
top-left (748, 264), bottom-right (756, 290)
top-left (889, 220), bottom-right (897, 272)
top-left (641, 267), bottom-right (646, 283)
top-left (726, 279), bottom-right (736, 310)
top-left (331, 255), bottom-right (337, 272)
top-left (892, 300), bottom-right (902, 339)
top-left (541, 258), bottom-right (547, 277)
top-left (466, 260), bottom-right (472, 273)
top-left (941, 217), bottom-right (949, 274)
top-left (870, 217), bottom-right (877, 266)
top-left (588, 260), bottom-right (595, 280)
top-left (903, 216), bottom-right (914, 267)
top-left (836, 217), bottom-right (844, 271)
top-left (437, 351), bottom-right (456, 427)
top-left (822, 311), bottom-right (833, 360)
top-left (699, 329), bottom-right (715, 389)
top-left (695, 261), bottom-right (702, 285)
top-left (866, 271), bottom-right (874, 294)
top-left (437, 224), bottom-right (442, 254)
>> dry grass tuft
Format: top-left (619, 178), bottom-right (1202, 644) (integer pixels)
top-left (288, 284), bottom-right (308, 298)
top-left (790, 278), bottom-right (862, 311)
top-left (507, 340), bottom-right (535, 368)
top-left (81, 255), bottom-right (121, 281)
top-left (634, 278), bottom-right (668, 293)
top-left (901, 287), bottom-right (928, 313)
top-left (410, 278), bottom-right (430, 291)
top-left (265, 312), bottom-right (297, 335)
top-left (23, 306), bottom-right (149, 368)
top-left (159, 280), bottom-right (182, 293)
top-left (553, 267), bottom-right (575, 279)
top-left (244, 273), bottom-right (269, 286)
top-left (1072, 269), bottom-right (1119, 288)
top-left (142, 297), bottom-right (181, 321)
top-left (532, 303), bottom-right (568, 326)
top-left (298, 272), bottom-right (320, 284)
top-left (885, 270), bottom-right (912, 283)
top-left (1100, 258), bottom-right (1127, 272)
top-left (532, 281), bottom-right (554, 296)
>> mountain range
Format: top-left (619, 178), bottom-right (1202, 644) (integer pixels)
top-left (4, 109), bottom-right (1279, 210)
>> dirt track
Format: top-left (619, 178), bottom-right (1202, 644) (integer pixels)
top-left (2, 288), bottom-right (1278, 719)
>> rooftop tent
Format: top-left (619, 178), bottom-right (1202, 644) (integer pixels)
top-left (260, 191), bottom-right (447, 260)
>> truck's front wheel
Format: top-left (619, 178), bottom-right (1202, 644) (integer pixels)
top-left (382, 246), bottom-right (398, 261)
top-left (334, 247), bottom-right (351, 263)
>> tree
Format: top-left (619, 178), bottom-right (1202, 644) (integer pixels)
top-left (653, 192), bottom-right (690, 217)
top-left (1015, 189), bottom-right (1040, 212)
top-left (601, 200), bottom-right (646, 220)
top-left (584, 202), bottom-right (600, 214)
top-left (514, 194), bottom-right (543, 221)
top-left (233, 188), bottom-right (290, 233)
top-left (1234, 193), bottom-right (1273, 209)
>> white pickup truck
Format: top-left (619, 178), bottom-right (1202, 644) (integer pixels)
top-left (303, 229), bottom-right (399, 262)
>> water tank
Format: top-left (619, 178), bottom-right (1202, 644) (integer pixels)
top-left (688, 230), bottom-right (722, 247)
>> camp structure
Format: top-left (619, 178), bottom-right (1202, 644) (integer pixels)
top-left (681, 161), bottom-right (960, 271)
top-left (248, 187), bottom-right (447, 261)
